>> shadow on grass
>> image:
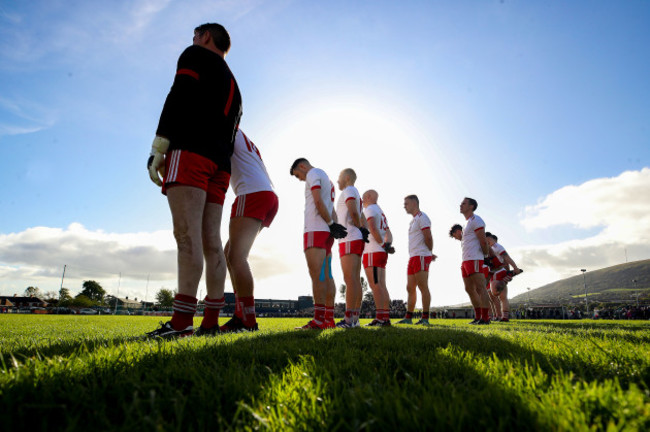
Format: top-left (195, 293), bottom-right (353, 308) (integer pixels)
top-left (1, 325), bottom-right (570, 431)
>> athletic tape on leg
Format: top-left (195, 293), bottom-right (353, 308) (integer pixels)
top-left (373, 266), bottom-right (378, 285)
top-left (319, 256), bottom-right (327, 281)
top-left (327, 255), bottom-right (333, 279)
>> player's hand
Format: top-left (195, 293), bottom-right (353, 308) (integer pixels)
top-left (484, 258), bottom-right (495, 269)
top-left (382, 242), bottom-right (395, 254)
top-left (513, 268), bottom-right (523, 275)
top-left (329, 222), bottom-right (348, 239)
top-left (147, 136), bottom-right (170, 186)
top-left (431, 253), bottom-right (438, 261)
top-left (359, 227), bottom-right (370, 243)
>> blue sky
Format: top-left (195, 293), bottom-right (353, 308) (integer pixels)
top-left (1, 0), bottom-right (649, 306)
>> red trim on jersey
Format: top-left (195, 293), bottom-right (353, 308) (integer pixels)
top-left (224, 78), bottom-right (235, 116)
top-left (311, 185), bottom-right (321, 190)
top-left (345, 197), bottom-right (355, 202)
top-left (177, 68), bottom-right (199, 80)
top-left (421, 226), bottom-right (430, 231)
top-left (474, 226), bottom-right (484, 232)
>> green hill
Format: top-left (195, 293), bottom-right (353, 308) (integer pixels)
top-left (511, 259), bottom-right (650, 306)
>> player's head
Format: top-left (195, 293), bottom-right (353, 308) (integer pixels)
top-left (362, 189), bottom-right (378, 207)
top-left (460, 197), bottom-right (478, 216)
top-left (486, 232), bottom-right (498, 246)
top-left (403, 194), bottom-right (419, 215)
top-left (337, 168), bottom-right (356, 190)
top-left (290, 158), bottom-right (311, 181)
top-left (449, 224), bottom-right (462, 241)
top-left (194, 23), bottom-right (231, 55)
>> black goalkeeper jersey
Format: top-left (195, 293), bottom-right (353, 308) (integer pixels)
top-left (156, 45), bottom-right (242, 173)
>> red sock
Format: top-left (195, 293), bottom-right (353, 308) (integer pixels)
top-left (481, 308), bottom-right (490, 321)
top-left (474, 308), bottom-right (481, 320)
top-left (345, 310), bottom-right (353, 323)
top-left (171, 294), bottom-right (197, 330)
top-left (314, 304), bottom-right (325, 325)
top-left (239, 296), bottom-right (256, 327)
top-left (405, 311), bottom-right (413, 319)
top-left (376, 309), bottom-right (389, 321)
top-left (422, 312), bottom-right (430, 320)
top-left (325, 306), bottom-right (334, 322)
top-left (200, 296), bottom-right (225, 329)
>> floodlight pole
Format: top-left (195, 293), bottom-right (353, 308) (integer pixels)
top-left (581, 269), bottom-right (588, 316)
top-left (60, 265), bottom-right (67, 293)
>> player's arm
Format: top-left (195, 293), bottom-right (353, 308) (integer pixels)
top-left (367, 217), bottom-right (382, 244)
top-left (502, 252), bottom-right (522, 274)
top-left (476, 228), bottom-right (490, 257)
top-left (311, 188), bottom-right (332, 224)
top-left (384, 228), bottom-right (393, 245)
top-left (346, 199), bottom-right (362, 228)
top-left (423, 228), bottom-right (433, 251)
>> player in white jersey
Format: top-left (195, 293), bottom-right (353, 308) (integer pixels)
top-left (198, 128), bottom-right (279, 335)
top-left (291, 158), bottom-right (347, 329)
top-left (459, 197), bottom-right (492, 325)
top-left (399, 195), bottom-right (436, 326)
top-left (335, 168), bottom-right (369, 328)
top-left (486, 232), bottom-right (522, 322)
top-left (362, 189), bottom-right (394, 327)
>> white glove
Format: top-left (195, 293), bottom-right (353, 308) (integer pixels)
top-left (147, 136), bottom-right (170, 186)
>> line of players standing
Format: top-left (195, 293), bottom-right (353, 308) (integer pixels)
top-left (143, 22), bottom-right (521, 339)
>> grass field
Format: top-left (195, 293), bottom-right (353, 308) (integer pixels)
top-left (1, 316), bottom-right (649, 431)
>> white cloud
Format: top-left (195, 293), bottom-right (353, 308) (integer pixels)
top-left (512, 168), bottom-right (650, 289)
top-left (0, 222), bottom-right (292, 299)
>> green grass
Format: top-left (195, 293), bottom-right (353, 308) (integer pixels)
top-left (0, 316), bottom-right (649, 431)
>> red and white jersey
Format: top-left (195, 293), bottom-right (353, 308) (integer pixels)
top-left (461, 214), bottom-right (486, 261)
top-left (336, 185), bottom-right (362, 242)
top-left (304, 168), bottom-right (335, 233)
top-left (230, 129), bottom-right (274, 196)
top-left (408, 211), bottom-right (432, 257)
top-left (363, 203), bottom-right (389, 254)
top-left (491, 242), bottom-right (507, 267)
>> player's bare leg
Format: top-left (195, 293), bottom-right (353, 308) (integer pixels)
top-left (415, 271), bottom-right (431, 325)
top-left (487, 288), bottom-right (499, 321)
top-left (471, 273), bottom-right (491, 324)
top-left (399, 274), bottom-right (417, 324)
top-left (324, 254), bottom-right (336, 328)
top-left (491, 280), bottom-right (509, 321)
top-left (364, 266), bottom-right (391, 326)
top-left (222, 216), bottom-right (263, 331)
top-left (340, 254), bottom-right (362, 327)
top-left (300, 247), bottom-right (328, 329)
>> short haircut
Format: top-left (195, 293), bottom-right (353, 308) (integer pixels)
top-left (465, 197), bottom-right (478, 211)
top-left (195, 23), bottom-right (231, 53)
top-left (290, 158), bottom-right (309, 175)
top-left (486, 232), bottom-right (498, 242)
top-left (449, 224), bottom-right (463, 238)
top-left (404, 194), bottom-right (419, 205)
top-left (343, 168), bottom-right (357, 183)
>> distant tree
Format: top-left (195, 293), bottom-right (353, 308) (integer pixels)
top-left (80, 280), bottom-right (106, 303)
top-left (24, 286), bottom-right (41, 297)
top-left (156, 288), bottom-right (174, 307)
top-left (59, 287), bottom-right (72, 302)
top-left (71, 294), bottom-right (95, 307)
top-left (43, 291), bottom-right (58, 303)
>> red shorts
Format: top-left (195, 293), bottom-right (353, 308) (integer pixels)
top-left (339, 240), bottom-right (365, 257)
top-left (461, 260), bottom-right (485, 278)
top-left (363, 252), bottom-right (388, 269)
top-left (491, 268), bottom-right (512, 283)
top-left (304, 231), bottom-right (334, 255)
top-left (162, 150), bottom-right (230, 205)
top-left (231, 191), bottom-right (279, 228)
top-left (407, 256), bottom-right (433, 275)
top-left (482, 265), bottom-right (490, 279)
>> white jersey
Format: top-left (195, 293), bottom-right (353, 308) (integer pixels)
top-left (304, 168), bottom-right (335, 233)
top-left (491, 242), bottom-right (507, 266)
top-left (363, 203), bottom-right (389, 254)
top-left (408, 211), bottom-right (432, 257)
top-left (461, 214), bottom-right (486, 261)
top-left (230, 129), bottom-right (274, 196)
top-left (336, 185), bottom-right (362, 242)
